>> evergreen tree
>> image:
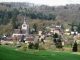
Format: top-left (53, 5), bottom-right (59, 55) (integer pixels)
top-left (21, 35), bottom-right (25, 42)
top-left (77, 23), bottom-right (80, 33)
top-left (53, 38), bottom-right (57, 44)
top-left (11, 15), bottom-right (18, 29)
top-left (53, 33), bottom-right (58, 38)
top-left (71, 22), bottom-right (75, 31)
top-left (72, 41), bottom-right (78, 52)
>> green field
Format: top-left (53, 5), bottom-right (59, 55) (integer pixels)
top-left (0, 45), bottom-right (80, 60)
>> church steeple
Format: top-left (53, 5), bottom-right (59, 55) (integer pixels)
top-left (24, 15), bottom-right (26, 24)
top-left (22, 15), bottom-right (29, 34)
top-left (22, 15), bottom-right (27, 30)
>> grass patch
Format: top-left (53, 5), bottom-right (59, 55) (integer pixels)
top-left (72, 52), bottom-right (80, 55)
top-left (0, 45), bottom-right (80, 60)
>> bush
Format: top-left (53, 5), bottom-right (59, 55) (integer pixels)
top-left (33, 43), bottom-right (39, 50)
top-left (39, 43), bottom-right (46, 50)
top-left (34, 50), bottom-right (38, 54)
top-left (19, 45), bottom-right (28, 51)
top-left (78, 44), bottom-right (80, 52)
top-left (28, 42), bottom-right (34, 49)
top-left (28, 42), bottom-right (39, 50)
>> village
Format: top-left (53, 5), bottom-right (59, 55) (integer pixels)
top-left (0, 16), bottom-right (80, 52)
top-left (1, 1), bottom-right (80, 60)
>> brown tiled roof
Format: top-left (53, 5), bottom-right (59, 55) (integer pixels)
top-left (26, 37), bottom-right (34, 41)
top-left (13, 29), bottom-right (26, 34)
top-left (2, 34), bottom-right (35, 42)
top-left (2, 36), bottom-right (13, 41)
top-left (25, 34), bottom-right (35, 41)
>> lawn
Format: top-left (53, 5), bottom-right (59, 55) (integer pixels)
top-left (0, 45), bottom-right (80, 60)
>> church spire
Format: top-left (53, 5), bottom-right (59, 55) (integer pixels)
top-left (22, 15), bottom-right (29, 34)
top-left (24, 15), bottom-right (26, 24)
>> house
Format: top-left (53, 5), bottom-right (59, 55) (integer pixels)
top-left (64, 28), bottom-right (70, 35)
top-left (38, 31), bottom-right (42, 36)
top-left (53, 29), bottom-right (60, 35)
top-left (50, 27), bottom-right (59, 35)
top-left (38, 30), bottom-right (46, 36)
top-left (55, 24), bottom-right (61, 28)
top-left (74, 35), bottom-right (80, 40)
top-left (1, 36), bottom-right (14, 44)
top-left (71, 31), bottom-right (78, 35)
top-left (25, 35), bottom-right (35, 43)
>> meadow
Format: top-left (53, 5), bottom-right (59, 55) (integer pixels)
top-left (0, 45), bottom-right (80, 60)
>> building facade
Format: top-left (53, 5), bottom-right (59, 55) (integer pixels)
top-left (12, 16), bottom-right (29, 37)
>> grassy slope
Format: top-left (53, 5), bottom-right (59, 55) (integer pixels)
top-left (0, 45), bottom-right (80, 60)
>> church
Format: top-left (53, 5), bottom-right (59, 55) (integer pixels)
top-left (1, 16), bottom-right (35, 44)
top-left (12, 16), bottom-right (29, 37)
top-left (12, 16), bottom-right (35, 43)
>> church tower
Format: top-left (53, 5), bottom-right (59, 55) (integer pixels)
top-left (22, 16), bottom-right (29, 34)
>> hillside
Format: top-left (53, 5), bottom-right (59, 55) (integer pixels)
top-left (0, 2), bottom-right (80, 35)
top-left (0, 45), bottom-right (80, 60)
top-left (0, 2), bottom-right (80, 23)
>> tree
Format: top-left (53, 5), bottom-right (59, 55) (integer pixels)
top-left (30, 13), bottom-right (37, 19)
top-left (64, 6), bottom-right (68, 9)
top-left (53, 38), bottom-right (57, 44)
top-left (11, 15), bottom-right (18, 29)
top-left (28, 42), bottom-right (34, 49)
top-left (21, 35), bottom-right (25, 42)
top-left (52, 6), bottom-right (55, 11)
top-left (69, 22), bottom-right (75, 31)
top-left (77, 23), bottom-right (80, 33)
top-left (33, 23), bottom-right (37, 33)
top-left (7, 11), bottom-right (12, 19)
top-left (0, 35), bottom-right (1, 40)
top-left (72, 41), bottom-right (78, 52)
top-left (53, 33), bottom-right (58, 38)
top-left (56, 38), bottom-right (63, 49)
top-left (13, 35), bottom-right (17, 46)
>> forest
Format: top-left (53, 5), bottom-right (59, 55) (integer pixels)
top-left (0, 2), bottom-right (80, 35)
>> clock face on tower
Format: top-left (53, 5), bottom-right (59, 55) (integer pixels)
top-left (22, 23), bottom-right (27, 30)
top-left (23, 25), bottom-right (25, 27)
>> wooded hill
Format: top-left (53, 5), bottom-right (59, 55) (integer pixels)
top-left (0, 2), bottom-right (80, 35)
top-left (0, 2), bottom-right (80, 22)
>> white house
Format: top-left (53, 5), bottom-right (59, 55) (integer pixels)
top-left (65, 28), bottom-right (70, 32)
top-left (71, 31), bottom-right (78, 35)
top-left (38, 31), bottom-right (42, 36)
